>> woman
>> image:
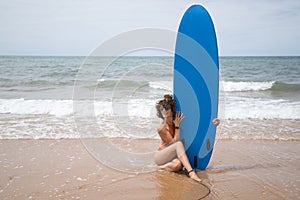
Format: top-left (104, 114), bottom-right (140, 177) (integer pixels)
top-left (154, 94), bottom-right (220, 182)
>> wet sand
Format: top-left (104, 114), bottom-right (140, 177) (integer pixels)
top-left (0, 139), bottom-right (299, 199)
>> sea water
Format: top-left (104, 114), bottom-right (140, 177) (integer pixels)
top-left (0, 56), bottom-right (299, 139)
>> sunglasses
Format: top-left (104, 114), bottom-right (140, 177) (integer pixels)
top-left (160, 105), bottom-right (171, 111)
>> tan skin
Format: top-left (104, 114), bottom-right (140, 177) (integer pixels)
top-left (154, 105), bottom-right (220, 182)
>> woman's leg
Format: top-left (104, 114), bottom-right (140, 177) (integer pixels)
top-left (155, 141), bottom-right (192, 170)
top-left (158, 158), bottom-right (183, 171)
top-left (154, 141), bottom-right (201, 181)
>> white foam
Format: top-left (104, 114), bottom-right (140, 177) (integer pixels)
top-left (149, 81), bottom-right (172, 91)
top-left (222, 81), bottom-right (274, 92)
top-left (127, 99), bottom-right (156, 118)
top-left (1, 96), bottom-right (299, 120)
top-left (224, 97), bottom-right (300, 119)
top-left (0, 99), bottom-right (73, 117)
top-left (94, 99), bottom-right (155, 118)
top-left (149, 80), bottom-right (275, 92)
top-left (0, 97), bottom-right (299, 140)
top-left (0, 98), bottom-right (157, 118)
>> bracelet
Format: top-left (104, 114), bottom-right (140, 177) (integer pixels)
top-left (175, 126), bottom-right (180, 129)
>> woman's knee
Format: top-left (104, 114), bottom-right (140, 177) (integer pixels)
top-left (175, 141), bottom-right (184, 149)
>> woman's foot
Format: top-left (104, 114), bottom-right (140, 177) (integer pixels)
top-left (187, 169), bottom-right (202, 182)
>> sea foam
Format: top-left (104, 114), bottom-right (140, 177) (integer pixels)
top-left (222, 81), bottom-right (274, 92)
top-left (1, 97), bottom-right (299, 119)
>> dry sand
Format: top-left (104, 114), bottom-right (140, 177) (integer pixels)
top-left (0, 139), bottom-right (299, 199)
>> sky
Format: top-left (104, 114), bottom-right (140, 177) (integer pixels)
top-left (0, 0), bottom-right (299, 56)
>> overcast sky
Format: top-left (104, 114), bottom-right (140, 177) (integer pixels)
top-left (0, 0), bottom-right (299, 56)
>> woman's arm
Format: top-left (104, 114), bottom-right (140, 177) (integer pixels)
top-left (172, 128), bottom-right (180, 142)
top-left (172, 112), bottom-right (184, 143)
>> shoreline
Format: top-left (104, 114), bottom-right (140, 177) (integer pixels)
top-left (0, 138), bottom-right (299, 199)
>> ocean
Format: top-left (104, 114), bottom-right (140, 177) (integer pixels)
top-left (0, 56), bottom-right (299, 140)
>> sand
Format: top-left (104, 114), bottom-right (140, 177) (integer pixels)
top-left (0, 139), bottom-right (299, 200)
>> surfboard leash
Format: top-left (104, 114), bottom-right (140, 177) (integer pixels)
top-left (184, 168), bottom-right (211, 199)
top-left (197, 181), bottom-right (211, 200)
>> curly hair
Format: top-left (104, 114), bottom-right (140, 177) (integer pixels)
top-left (155, 94), bottom-right (176, 119)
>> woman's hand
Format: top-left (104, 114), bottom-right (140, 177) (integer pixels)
top-left (171, 112), bottom-right (184, 144)
top-left (212, 118), bottom-right (220, 126)
top-left (173, 112), bottom-right (184, 127)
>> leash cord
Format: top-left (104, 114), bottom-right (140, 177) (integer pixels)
top-left (197, 182), bottom-right (211, 200)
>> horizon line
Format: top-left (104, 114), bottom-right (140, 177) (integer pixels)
top-left (0, 54), bottom-right (299, 57)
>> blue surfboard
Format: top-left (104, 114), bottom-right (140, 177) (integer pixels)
top-left (174, 5), bottom-right (219, 170)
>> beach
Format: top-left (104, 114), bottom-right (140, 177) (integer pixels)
top-left (0, 138), bottom-right (299, 200)
top-left (0, 56), bottom-right (299, 199)
top-left (1, 0), bottom-right (300, 196)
